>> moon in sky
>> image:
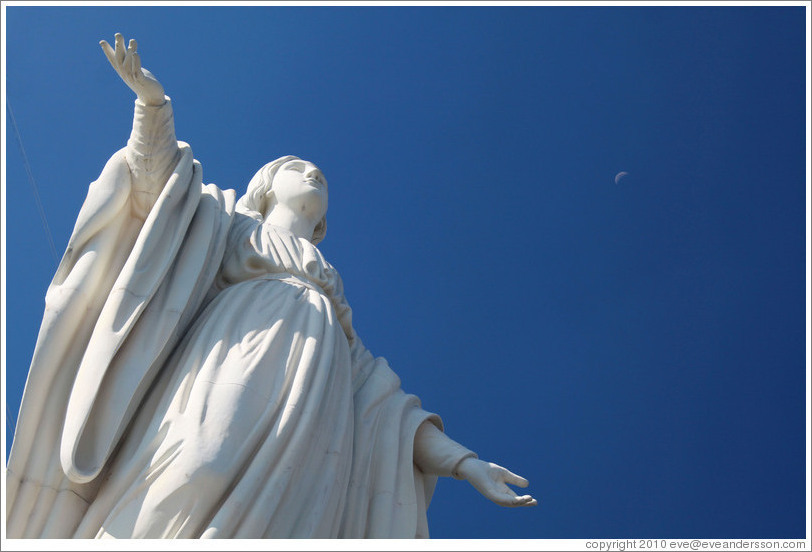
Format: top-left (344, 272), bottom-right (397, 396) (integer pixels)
top-left (614, 171), bottom-right (629, 184)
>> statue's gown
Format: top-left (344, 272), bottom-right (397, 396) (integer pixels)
top-left (6, 100), bottom-right (448, 538)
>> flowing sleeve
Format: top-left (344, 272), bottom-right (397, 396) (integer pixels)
top-left (126, 97), bottom-right (181, 219)
top-left (413, 420), bottom-right (478, 479)
top-left (6, 149), bottom-right (137, 538)
top-left (6, 100), bottom-right (235, 537)
top-left (337, 335), bottom-right (443, 538)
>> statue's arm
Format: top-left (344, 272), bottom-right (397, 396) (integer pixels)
top-left (345, 307), bottom-right (536, 508)
top-left (100, 34), bottom-right (180, 219)
top-left (413, 420), bottom-right (537, 508)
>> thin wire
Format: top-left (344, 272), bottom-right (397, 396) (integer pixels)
top-left (6, 403), bottom-right (17, 440)
top-left (7, 99), bottom-right (59, 265)
top-left (6, 99), bottom-right (53, 453)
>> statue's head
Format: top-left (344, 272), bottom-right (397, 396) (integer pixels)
top-left (236, 155), bottom-right (328, 245)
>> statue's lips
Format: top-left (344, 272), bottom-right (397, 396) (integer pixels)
top-left (305, 178), bottom-right (325, 189)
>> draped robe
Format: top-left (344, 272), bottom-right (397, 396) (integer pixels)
top-left (6, 113), bottom-right (447, 537)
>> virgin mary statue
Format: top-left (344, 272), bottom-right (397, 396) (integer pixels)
top-left (5, 34), bottom-right (536, 539)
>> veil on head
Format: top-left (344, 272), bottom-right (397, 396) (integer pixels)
top-left (236, 155), bottom-right (327, 245)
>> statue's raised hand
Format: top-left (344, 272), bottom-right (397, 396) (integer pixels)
top-left (457, 457), bottom-right (538, 507)
top-left (100, 33), bottom-right (165, 106)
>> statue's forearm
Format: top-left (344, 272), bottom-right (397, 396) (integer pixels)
top-left (126, 96), bottom-right (180, 219)
top-left (413, 420), bottom-right (477, 479)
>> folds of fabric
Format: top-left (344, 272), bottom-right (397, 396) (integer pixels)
top-left (342, 338), bottom-right (441, 538)
top-left (7, 149), bottom-right (441, 540)
top-left (71, 224), bottom-right (440, 538)
top-left (6, 144), bottom-right (235, 538)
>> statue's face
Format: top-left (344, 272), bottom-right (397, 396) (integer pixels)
top-left (270, 159), bottom-right (328, 221)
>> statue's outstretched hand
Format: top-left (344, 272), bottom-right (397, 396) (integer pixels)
top-left (100, 33), bottom-right (165, 106)
top-left (457, 457), bottom-right (537, 507)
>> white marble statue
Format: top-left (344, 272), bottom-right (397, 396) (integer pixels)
top-left (5, 34), bottom-right (536, 539)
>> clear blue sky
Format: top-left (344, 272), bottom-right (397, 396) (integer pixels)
top-left (3, 3), bottom-right (809, 540)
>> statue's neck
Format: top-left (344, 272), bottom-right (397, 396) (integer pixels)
top-left (264, 204), bottom-right (318, 243)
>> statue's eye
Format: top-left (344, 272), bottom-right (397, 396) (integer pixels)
top-left (286, 162), bottom-right (305, 172)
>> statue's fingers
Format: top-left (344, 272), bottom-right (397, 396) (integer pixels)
top-left (129, 51), bottom-right (137, 79)
top-left (127, 38), bottom-right (137, 54)
top-left (515, 495), bottom-right (538, 507)
top-left (126, 39), bottom-right (136, 71)
top-left (132, 52), bottom-right (142, 78)
top-left (502, 468), bottom-right (529, 488)
top-left (100, 39), bottom-right (127, 80)
top-left (100, 40), bottom-right (117, 66)
top-left (494, 488), bottom-right (528, 507)
top-left (502, 493), bottom-right (536, 507)
top-left (114, 33), bottom-right (125, 65)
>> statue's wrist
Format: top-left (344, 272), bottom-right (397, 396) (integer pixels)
top-left (453, 454), bottom-right (480, 480)
top-left (136, 94), bottom-right (168, 108)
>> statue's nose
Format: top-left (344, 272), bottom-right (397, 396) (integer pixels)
top-left (306, 168), bottom-right (325, 184)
